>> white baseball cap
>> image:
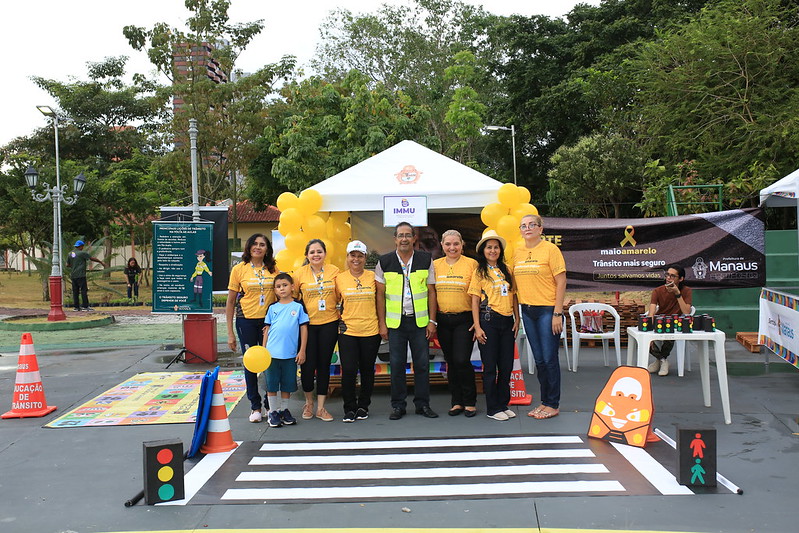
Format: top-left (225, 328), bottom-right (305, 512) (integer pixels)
top-left (346, 240), bottom-right (367, 254)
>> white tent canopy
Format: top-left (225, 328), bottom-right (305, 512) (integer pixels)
top-left (309, 140), bottom-right (503, 212)
top-left (759, 167), bottom-right (799, 207)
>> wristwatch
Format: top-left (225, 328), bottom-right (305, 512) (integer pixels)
top-left (429, 320), bottom-right (438, 326)
top-left (553, 312), bottom-right (564, 317)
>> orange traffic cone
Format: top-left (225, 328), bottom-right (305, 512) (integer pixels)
top-left (2, 333), bottom-right (57, 419)
top-left (199, 379), bottom-right (238, 454)
top-left (646, 426), bottom-right (661, 444)
top-left (509, 344), bottom-right (533, 405)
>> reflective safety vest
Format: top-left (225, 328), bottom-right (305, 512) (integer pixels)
top-left (379, 251), bottom-right (431, 329)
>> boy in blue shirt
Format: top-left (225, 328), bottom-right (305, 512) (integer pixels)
top-left (263, 272), bottom-right (309, 427)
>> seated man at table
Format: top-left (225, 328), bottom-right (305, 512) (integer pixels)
top-left (647, 264), bottom-right (693, 376)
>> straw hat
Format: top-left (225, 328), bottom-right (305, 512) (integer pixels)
top-left (475, 230), bottom-right (506, 253)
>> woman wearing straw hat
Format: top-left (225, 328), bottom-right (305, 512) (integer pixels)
top-left (434, 229), bottom-right (478, 417)
top-left (468, 230), bottom-right (519, 421)
top-left (512, 214), bottom-right (566, 420)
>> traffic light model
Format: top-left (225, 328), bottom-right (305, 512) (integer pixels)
top-left (143, 439), bottom-right (185, 504)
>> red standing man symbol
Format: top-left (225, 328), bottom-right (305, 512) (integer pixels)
top-left (690, 432), bottom-right (706, 458)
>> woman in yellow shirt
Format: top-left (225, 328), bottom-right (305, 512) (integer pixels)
top-left (294, 239), bottom-right (340, 422)
top-left (512, 214), bottom-right (567, 420)
top-left (469, 230), bottom-right (519, 421)
top-left (335, 241), bottom-right (381, 423)
top-left (433, 230), bottom-right (478, 417)
top-left (226, 233), bottom-right (278, 423)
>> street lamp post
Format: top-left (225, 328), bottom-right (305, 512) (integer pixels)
top-left (27, 105), bottom-right (87, 321)
top-left (485, 124), bottom-right (517, 185)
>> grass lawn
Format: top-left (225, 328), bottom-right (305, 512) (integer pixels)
top-left (0, 270), bottom-right (147, 309)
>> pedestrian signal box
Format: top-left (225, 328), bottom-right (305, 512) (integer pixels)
top-left (677, 428), bottom-right (716, 487)
top-left (143, 439), bottom-right (185, 504)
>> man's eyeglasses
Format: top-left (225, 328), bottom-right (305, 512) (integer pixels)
top-left (519, 223), bottom-right (541, 230)
top-left (665, 273), bottom-right (679, 279)
top-left (396, 233), bottom-right (414, 239)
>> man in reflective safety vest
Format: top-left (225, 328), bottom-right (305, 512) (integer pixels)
top-left (376, 222), bottom-right (439, 420)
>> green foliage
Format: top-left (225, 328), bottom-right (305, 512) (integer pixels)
top-left (631, 0), bottom-right (799, 188)
top-left (547, 133), bottom-right (646, 218)
top-left (124, 0), bottom-right (295, 202)
top-left (246, 71), bottom-right (433, 205)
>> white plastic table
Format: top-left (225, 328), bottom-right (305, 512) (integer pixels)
top-left (626, 326), bottom-right (731, 424)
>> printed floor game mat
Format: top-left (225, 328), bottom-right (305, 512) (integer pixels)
top-left (45, 371), bottom-right (245, 428)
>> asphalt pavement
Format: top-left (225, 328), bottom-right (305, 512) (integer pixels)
top-left (0, 310), bottom-right (797, 533)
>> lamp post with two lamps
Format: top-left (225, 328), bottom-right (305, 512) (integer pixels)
top-left (25, 105), bottom-right (87, 321)
top-left (485, 124), bottom-right (517, 185)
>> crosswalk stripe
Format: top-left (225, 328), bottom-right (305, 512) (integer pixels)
top-left (222, 479), bottom-right (627, 501)
top-left (249, 448), bottom-right (595, 466)
top-left (257, 435), bottom-right (583, 452)
top-left (236, 463), bottom-right (610, 482)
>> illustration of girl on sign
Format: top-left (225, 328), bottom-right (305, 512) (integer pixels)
top-left (190, 249), bottom-right (213, 305)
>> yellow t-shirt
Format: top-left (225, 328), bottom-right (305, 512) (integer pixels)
top-left (227, 261), bottom-right (277, 319)
top-left (467, 266), bottom-right (515, 317)
top-left (335, 270), bottom-right (379, 337)
top-left (433, 256), bottom-right (477, 314)
top-left (293, 263), bottom-right (341, 325)
top-left (511, 240), bottom-right (567, 306)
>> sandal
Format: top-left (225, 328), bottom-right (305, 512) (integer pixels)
top-left (532, 408), bottom-right (560, 420)
top-left (527, 405), bottom-right (546, 418)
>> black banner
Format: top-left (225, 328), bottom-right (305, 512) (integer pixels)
top-left (425, 208), bottom-right (765, 291)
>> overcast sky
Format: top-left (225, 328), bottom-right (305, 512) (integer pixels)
top-left (2, 0), bottom-right (598, 147)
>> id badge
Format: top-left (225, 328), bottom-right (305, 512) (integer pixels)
top-left (500, 284), bottom-right (508, 297)
top-left (318, 300), bottom-right (326, 311)
top-left (259, 294), bottom-right (265, 306)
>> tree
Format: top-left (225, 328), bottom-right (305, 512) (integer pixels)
top-left (547, 133), bottom-right (646, 218)
top-left (123, 0), bottom-right (295, 206)
top-left (247, 71), bottom-right (433, 205)
top-left (631, 0), bottom-right (799, 193)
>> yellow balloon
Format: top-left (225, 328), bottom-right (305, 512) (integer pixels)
top-left (293, 256), bottom-right (306, 271)
top-left (480, 203), bottom-right (507, 227)
top-left (342, 221), bottom-right (352, 238)
top-left (511, 203), bottom-right (538, 220)
top-left (327, 217), bottom-right (349, 241)
top-left (517, 186), bottom-right (531, 205)
top-left (303, 215), bottom-right (327, 238)
top-left (504, 246), bottom-right (515, 263)
top-left (330, 211), bottom-right (349, 225)
top-left (280, 208), bottom-right (303, 233)
top-left (322, 238), bottom-right (336, 259)
top-left (498, 183), bottom-right (520, 209)
top-left (276, 192), bottom-right (299, 212)
top-left (284, 231), bottom-right (305, 252)
top-left (496, 214), bottom-right (519, 241)
top-left (298, 189), bottom-right (323, 216)
top-left (277, 221), bottom-right (287, 236)
top-left (317, 211), bottom-right (330, 221)
top-left (243, 345), bottom-right (272, 373)
top-left (275, 248), bottom-right (294, 272)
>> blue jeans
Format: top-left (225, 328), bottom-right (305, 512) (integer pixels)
top-left (236, 317), bottom-right (268, 411)
top-left (388, 316), bottom-right (430, 410)
top-left (478, 312), bottom-right (514, 415)
top-left (521, 305), bottom-right (561, 409)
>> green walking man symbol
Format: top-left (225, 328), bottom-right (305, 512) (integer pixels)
top-left (691, 458), bottom-right (706, 484)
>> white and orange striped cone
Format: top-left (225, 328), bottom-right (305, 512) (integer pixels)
top-left (199, 379), bottom-right (238, 454)
top-left (2, 333), bottom-right (57, 419)
top-left (509, 344), bottom-right (533, 406)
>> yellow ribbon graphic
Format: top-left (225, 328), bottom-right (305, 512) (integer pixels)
top-left (620, 225), bottom-right (637, 247)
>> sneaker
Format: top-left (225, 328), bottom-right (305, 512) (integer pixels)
top-left (248, 409), bottom-right (263, 423)
top-left (280, 409), bottom-right (296, 425)
top-left (503, 409), bottom-right (517, 419)
top-left (343, 411), bottom-right (356, 423)
top-left (648, 359), bottom-right (661, 373)
top-left (316, 407), bottom-right (334, 422)
top-left (73, 307), bottom-right (81, 312)
top-left (81, 306), bottom-right (94, 311)
top-left (658, 359), bottom-right (670, 376)
top-left (487, 411), bottom-right (509, 421)
top-left (302, 403), bottom-right (314, 420)
top-left (267, 411), bottom-right (283, 428)
top-left (355, 407), bottom-right (369, 420)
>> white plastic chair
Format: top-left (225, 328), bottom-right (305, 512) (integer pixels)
top-left (569, 303), bottom-right (621, 372)
top-left (520, 315), bottom-right (571, 374)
